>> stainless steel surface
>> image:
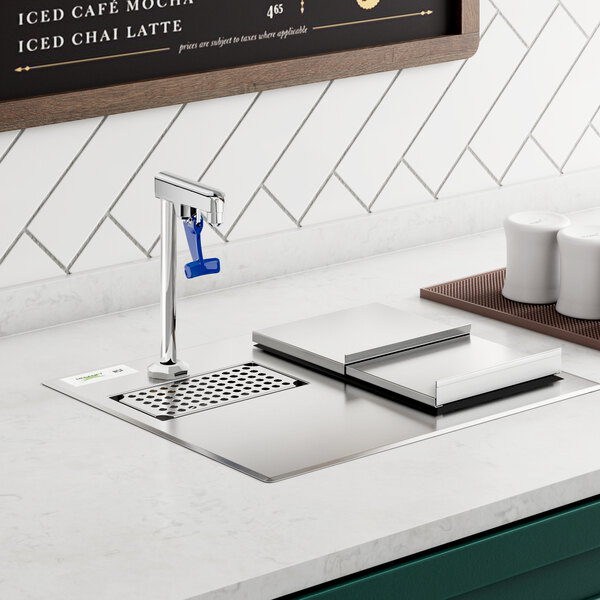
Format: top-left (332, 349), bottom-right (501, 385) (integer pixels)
top-left (148, 199), bottom-right (188, 379)
top-left (253, 304), bottom-right (472, 375)
top-left (115, 362), bottom-right (303, 419)
top-left (348, 336), bottom-right (562, 408)
top-left (148, 172), bottom-right (225, 380)
top-left (155, 172), bottom-right (225, 227)
top-left (44, 335), bottom-right (599, 483)
top-left (254, 304), bottom-right (562, 408)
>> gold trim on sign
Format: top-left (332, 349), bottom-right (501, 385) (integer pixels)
top-left (313, 10), bottom-right (433, 30)
top-left (15, 47), bottom-right (170, 73)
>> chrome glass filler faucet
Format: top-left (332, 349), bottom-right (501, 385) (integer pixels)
top-left (148, 172), bottom-right (225, 380)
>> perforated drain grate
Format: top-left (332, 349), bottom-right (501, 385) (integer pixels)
top-left (111, 362), bottom-right (306, 420)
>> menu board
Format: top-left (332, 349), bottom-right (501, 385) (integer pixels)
top-left (1, 0), bottom-right (459, 103)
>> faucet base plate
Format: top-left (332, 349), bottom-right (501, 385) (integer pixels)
top-left (147, 359), bottom-right (189, 380)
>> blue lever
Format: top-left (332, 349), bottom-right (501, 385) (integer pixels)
top-left (182, 215), bottom-right (221, 279)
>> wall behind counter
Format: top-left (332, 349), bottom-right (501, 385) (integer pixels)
top-left (1, 0), bottom-right (600, 335)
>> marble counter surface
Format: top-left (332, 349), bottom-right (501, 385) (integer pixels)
top-left (3, 221), bottom-right (600, 600)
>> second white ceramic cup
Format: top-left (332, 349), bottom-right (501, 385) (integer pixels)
top-left (502, 211), bottom-right (571, 304)
top-left (556, 226), bottom-right (600, 320)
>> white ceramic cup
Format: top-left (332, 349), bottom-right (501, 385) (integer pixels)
top-left (502, 211), bottom-right (571, 304)
top-left (556, 225), bottom-right (600, 320)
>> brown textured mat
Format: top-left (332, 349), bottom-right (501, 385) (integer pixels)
top-left (421, 268), bottom-right (600, 350)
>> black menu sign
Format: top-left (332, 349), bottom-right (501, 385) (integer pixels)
top-left (1, 0), bottom-right (459, 103)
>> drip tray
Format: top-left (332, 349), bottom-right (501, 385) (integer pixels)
top-left (44, 335), bottom-right (599, 482)
top-left (112, 363), bottom-right (306, 420)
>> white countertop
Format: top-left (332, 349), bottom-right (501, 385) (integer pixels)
top-left (3, 224), bottom-right (600, 600)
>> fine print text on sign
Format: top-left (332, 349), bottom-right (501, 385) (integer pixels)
top-left (1, 0), bottom-right (459, 103)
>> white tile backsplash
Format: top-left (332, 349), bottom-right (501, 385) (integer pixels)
top-left (70, 217), bottom-right (146, 273)
top-left (28, 106), bottom-right (180, 267)
top-left (0, 118), bottom-right (102, 261)
top-left (370, 162), bottom-right (433, 212)
top-left (0, 233), bottom-right (63, 288)
top-left (337, 61), bottom-right (462, 206)
top-left (438, 150), bottom-right (498, 198)
top-left (301, 175), bottom-right (366, 226)
top-left (480, 0), bottom-right (498, 33)
top-left (560, 0), bottom-right (600, 36)
top-left (503, 138), bottom-right (559, 185)
top-left (266, 72), bottom-right (395, 221)
top-left (1, 1), bottom-right (600, 335)
top-left (0, 130), bottom-right (20, 160)
top-left (534, 26), bottom-right (600, 167)
top-left (207, 84), bottom-right (333, 234)
top-left (491, 0), bottom-right (557, 45)
top-left (111, 95), bottom-right (255, 250)
top-left (405, 16), bottom-right (526, 193)
top-left (563, 127), bottom-right (600, 173)
top-left (472, 7), bottom-right (585, 180)
top-left (227, 188), bottom-right (296, 241)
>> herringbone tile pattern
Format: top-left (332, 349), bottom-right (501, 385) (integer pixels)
top-left (0, 0), bottom-right (599, 288)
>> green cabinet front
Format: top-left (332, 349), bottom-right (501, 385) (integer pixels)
top-left (286, 495), bottom-right (600, 600)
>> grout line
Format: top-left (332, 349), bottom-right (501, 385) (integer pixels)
top-left (261, 184), bottom-right (300, 224)
top-left (109, 214), bottom-right (152, 258)
top-left (0, 129), bottom-right (24, 167)
top-left (402, 158), bottom-right (436, 198)
top-left (487, 0), bottom-right (529, 48)
top-left (591, 122), bottom-right (600, 138)
top-left (499, 17), bottom-right (600, 183)
top-left (435, 3), bottom-right (560, 195)
top-left (477, 5), bottom-right (560, 185)
top-left (224, 82), bottom-right (333, 238)
top-left (79, 103), bottom-right (189, 262)
top-left (26, 117), bottom-right (107, 223)
top-left (299, 70), bottom-right (402, 225)
top-left (0, 232), bottom-right (24, 269)
top-left (480, 5), bottom-right (500, 38)
top-left (560, 104), bottom-right (600, 172)
top-left (368, 12), bottom-right (487, 210)
top-left (468, 147), bottom-right (502, 185)
top-left (25, 229), bottom-right (68, 273)
top-left (434, 146), bottom-right (468, 197)
top-left (68, 102), bottom-right (187, 269)
top-left (67, 214), bottom-right (109, 272)
top-left (0, 117), bottom-right (107, 268)
top-left (558, 0), bottom-right (589, 39)
top-left (530, 134), bottom-right (562, 172)
top-left (558, 129), bottom-right (592, 173)
top-left (334, 171), bottom-right (370, 212)
top-left (207, 223), bottom-right (228, 242)
top-left (147, 235), bottom-right (161, 255)
top-left (197, 93), bottom-right (262, 182)
top-left (107, 104), bottom-right (187, 224)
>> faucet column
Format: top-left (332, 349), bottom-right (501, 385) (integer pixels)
top-left (160, 198), bottom-right (178, 366)
top-left (148, 198), bottom-right (190, 380)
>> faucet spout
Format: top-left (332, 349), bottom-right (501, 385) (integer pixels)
top-left (148, 172), bottom-right (225, 381)
top-left (155, 171), bottom-right (225, 225)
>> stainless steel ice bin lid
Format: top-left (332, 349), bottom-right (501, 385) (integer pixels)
top-left (253, 304), bottom-right (562, 409)
top-left (252, 303), bottom-right (471, 375)
top-left (347, 336), bottom-right (562, 408)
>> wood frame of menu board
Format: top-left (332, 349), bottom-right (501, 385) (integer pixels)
top-left (0, 0), bottom-right (478, 132)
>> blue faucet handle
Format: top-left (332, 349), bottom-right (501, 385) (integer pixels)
top-left (182, 215), bottom-right (221, 280)
top-left (184, 257), bottom-right (220, 279)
